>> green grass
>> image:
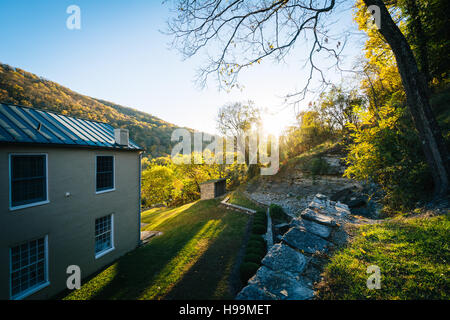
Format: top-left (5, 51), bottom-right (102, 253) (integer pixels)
top-left (278, 141), bottom-right (341, 178)
top-left (317, 213), bottom-right (450, 300)
top-left (63, 199), bottom-right (249, 300)
top-left (227, 190), bottom-right (264, 211)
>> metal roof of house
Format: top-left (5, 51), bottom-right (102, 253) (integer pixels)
top-left (0, 103), bottom-right (143, 151)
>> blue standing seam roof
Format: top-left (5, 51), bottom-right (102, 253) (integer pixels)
top-left (0, 103), bottom-right (143, 151)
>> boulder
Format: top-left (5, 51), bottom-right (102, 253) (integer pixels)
top-left (236, 284), bottom-right (279, 300)
top-left (248, 266), bottom-right (314, 300)
top-left (301, 208), bottom-right (337, 227)
top-left (315, 193), bottom-right (328, 200)
top-left (335, 201), bottom-right (351, 211)
top-left (262, 243), bottom-right (308, 277)
top-left (291, 218), bottom-right (332, 239)
top-left (273, 223), bottom-right (291, 234)
top-left (282, 226), bottom-right (332, 254)
top-left (330, 186), bottom-right (355, 202)
top-left (348, 197), bottom-right (367, 208)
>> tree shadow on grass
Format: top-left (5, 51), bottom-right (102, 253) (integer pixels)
top-left (76, 200), bottom-right (242, 300)
top-left (163, 218), bottom-right (248, 300)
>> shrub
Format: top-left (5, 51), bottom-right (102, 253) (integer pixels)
top-left (253, 216), bottom-right (267, 227)
top-left (308, 157), bottom-right (329, 176)
top-left (254, 213), bottom-right (265, 219)
top-left (269, 204), bottom-right (286, 221)
top-left (240, 262), bottom-right (260, 284)
top-left (254, 212), bottom-right (266, 220)
top-left (245, 247), bottom-right (265, 259)
top-left (254, 211), bottom-right (266, 220)
top-left (247, 239), bottom-right (265, 251)
top-left (249, 234), bottom-right (263, 242)
top-left (244, 253), bottom-right (262, 264)
top-left (252, 223), bottom-right (266, 235)
top-left (255, 210), bottom-right (266, 217)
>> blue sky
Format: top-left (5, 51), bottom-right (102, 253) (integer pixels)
top-left (0, 0), bottom-right (363, 135)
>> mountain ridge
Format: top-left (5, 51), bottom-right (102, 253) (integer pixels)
top-left (0, 62), bottom-right (194, 157)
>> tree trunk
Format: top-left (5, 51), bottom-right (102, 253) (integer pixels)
top-left (363, 0), bottom-right (449, 197)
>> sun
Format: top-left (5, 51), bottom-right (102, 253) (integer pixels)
top-left (259, 108), bottom-right (294, 138)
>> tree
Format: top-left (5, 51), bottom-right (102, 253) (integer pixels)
top-left (141, 165), bottom-right (178, 206)
top-left (362, 0), bottom-right (448, 196)
top-left (216, 101), bottom-right (261, 167)
top-left (217, 101), bottom-right (261, 139)
top-left (345, 104), bottom-right (431, 210)
top-left (397, 0), bottom-right (450, 85)
top-left (167, 0), bottom-right (449, 196)
top-left (314, 86), bottom-right (363, 131)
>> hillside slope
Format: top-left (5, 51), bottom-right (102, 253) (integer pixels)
top-left (0, 63), bottom-right (193, 157)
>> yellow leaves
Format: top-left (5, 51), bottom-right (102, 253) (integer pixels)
top-left (359, 248), bottom-right (367, 254)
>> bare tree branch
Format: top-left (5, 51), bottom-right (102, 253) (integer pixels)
top-left (165, 0), bottom-right (350, 105)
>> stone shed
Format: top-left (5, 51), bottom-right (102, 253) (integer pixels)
top-left (200, 178), bottom-right (227, 200)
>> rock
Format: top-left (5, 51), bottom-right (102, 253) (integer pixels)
top-left (301, 208), bottom-right (337, 227)
top-left (322, 156), bottom-right (346, 175)
top-left (273, 223), bottom-right (290, 234)
top-left (291, 218), bottom-right (332, 239)
top-left (140, 231), bottom-right (163, 244)
top-left (308, 198), bottom-right (334, 212)
top-left (330, 186), bottom-right (356, 202)
top-left (262, 243), bottom-right (308, 277)
top-left (315, 193), bottom-right (328, 200)
top-left (334, 205), bottom-right (351, 217)
top-left (282, 226), bottom-right (332, 254)
top-left (348, 198), bottom-right (367, 208)
top-left (236, 284), bottom-right (279, 300)
top-left (248, 266), bottom-right (314, 300)
top-left (335, 201), bottom-right (350, 211)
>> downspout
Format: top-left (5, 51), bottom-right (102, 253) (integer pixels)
top-left (138, 151), bottom-right (142, 247)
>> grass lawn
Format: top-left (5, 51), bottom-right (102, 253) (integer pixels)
top-left (317, 213), bottom-right (450, 299)
top-left (63, 199), bottom-right (249, 300)
top-left (227, 190), bottom-right (264, 211)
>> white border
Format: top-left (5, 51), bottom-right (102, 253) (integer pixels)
top-left (95, 155), bottom-right (115, 194)
top-left (95, 214), bottom-right (115, 259)
top-left (9, 153), bottom-right (49, 211)
top-left (10, 235), bottom-right (50, 300)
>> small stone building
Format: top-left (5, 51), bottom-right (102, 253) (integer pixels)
top-left (200, 178), bottom-right (227, 200)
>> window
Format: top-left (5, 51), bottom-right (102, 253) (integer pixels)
top-left (96, 156), bottom-right (114, 192)
top-left (10, 236), bottom-right (49, 300)
top-left (95, 214), bottom-right (114, 258)
top-left (10, 154), bottom-right (48, 209)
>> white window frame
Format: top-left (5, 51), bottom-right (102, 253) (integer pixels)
top-left (94, 214), bottom-right (115, 259)
top-left (9, 235), bottom-right (50, 300)
top-left (95, 155), bottom-right (115, 194)
top-left (9, 153), bottom-right (50, 211)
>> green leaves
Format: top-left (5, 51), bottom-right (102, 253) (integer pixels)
top-left (344, 105), bottom-right (432, 211)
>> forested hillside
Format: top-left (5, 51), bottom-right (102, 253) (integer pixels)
top-left (0, 63), bottom-right (192, 157)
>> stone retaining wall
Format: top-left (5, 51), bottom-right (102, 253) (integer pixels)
top-left (236, 194), bottom-right (351, 300)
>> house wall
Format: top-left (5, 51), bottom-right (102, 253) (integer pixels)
top-left (200, 180), bottom-right (227, 200)
top-left (214, 181), bottom-right (226, 198)
top-left (0, 145), bottom-right (141, 300)
top-left (200, 183), bottom-right (215, 200)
